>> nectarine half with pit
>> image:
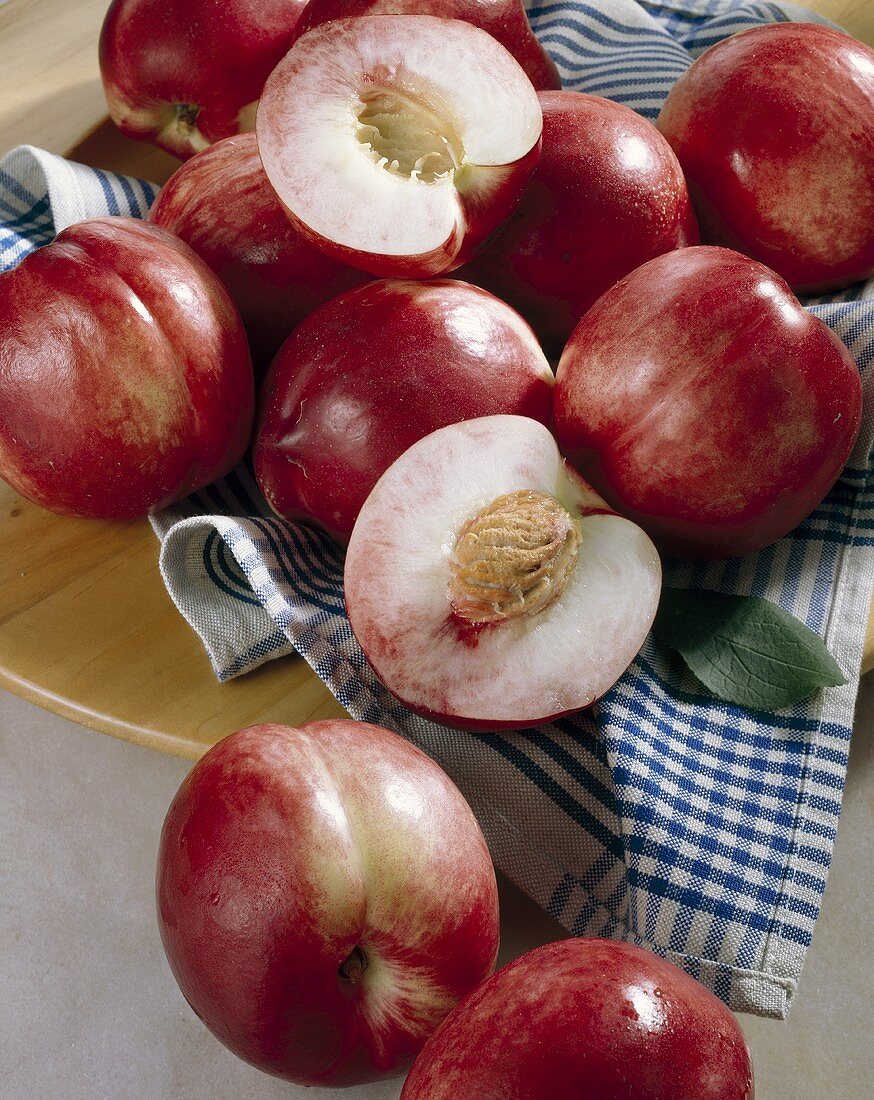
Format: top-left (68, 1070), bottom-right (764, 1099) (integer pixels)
top-left (345, 415), bottom-right (661, 729)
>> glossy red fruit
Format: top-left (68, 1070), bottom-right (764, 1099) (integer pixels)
top-left (100, 0), bottom-right (308, 158)
top-left (401, 938), bottom-right (754, 1099)
top-left (657, 23), bottom-right (874, 292)
top-left (553, 246), bottom-right (862, 558)
top-left (256, 16), bottom-right (543, 278)
top-left (254, 279), bottom-right (555, 541)
top-left (293, 0), bottom-right (561, 91)
top-left (157, 720), bottom-right (499, 1086)
top-left (0, 218), bottom-right (253, 519)
top-left (149, 133), bottom-right (369, 370)
top-left (462, 90), bottom-right (698, 353)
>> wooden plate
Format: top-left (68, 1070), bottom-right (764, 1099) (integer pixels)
top-left (0, 0), bottom-right (871, 761)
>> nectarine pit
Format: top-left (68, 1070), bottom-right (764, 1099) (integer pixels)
top-left (356, 86), bottom-right (463, 183)
top-left (449, 490), bottom-right (580, 625)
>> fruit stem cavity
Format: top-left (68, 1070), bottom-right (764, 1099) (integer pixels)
top-left (339, 946), bottom-right (368, 985)
top-left (174, 103), bottom-right (200, 134)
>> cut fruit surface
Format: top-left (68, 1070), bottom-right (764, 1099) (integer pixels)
top-left (257, 15), bottom-right (542, 277)
top-left (345, 416), bottom-right (662, 730)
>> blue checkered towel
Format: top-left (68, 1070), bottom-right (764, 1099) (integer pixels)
top-left (2, 0), bottom-right (872, 1019)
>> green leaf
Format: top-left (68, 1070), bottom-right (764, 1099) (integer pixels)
top-left (653, 588), bottom-right (847, 710)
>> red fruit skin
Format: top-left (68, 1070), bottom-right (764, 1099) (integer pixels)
top-left (156, 721), bottom-right (500, 1086)
top-left (293, 0), bottom-right (561, 91)
top-left (149, 133), bottom-right (370, 371)
top-left (401, 939), bottom-right (754, 1099)
top-left (254, 279), bottom-right (554, 541)
top-left (553, 246), bottom-right (862, 559)
top-left (461, 91), bottom-right (699, 354)
top-left (99, 0), bottom-right (308, 158)
top-left (0, 218), bottom-right (254, 520)
top-left (657, 23), bottom-right (874, 293)
top-left (452, 141), bottom-right (543, 275)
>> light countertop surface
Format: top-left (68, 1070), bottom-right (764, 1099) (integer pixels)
top-left (2, 679), bottom-right (873, 1099)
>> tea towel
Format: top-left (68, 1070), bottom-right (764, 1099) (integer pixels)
top-left (1, 0), bottom-right (872, 1018)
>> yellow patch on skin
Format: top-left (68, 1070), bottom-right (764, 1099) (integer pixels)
top-left (103, 81), bottom-right (170, 138)
top-left (755, 151), bottom-right (869, 265)
top-left (356, 950), bottom-right (456, 1053)
top-left (211, 729), bottom-right (367, 942)
top-left (237, 101), bottom-right (259, 133)
top-left (284, 734), bottom-right (368, 934)
top-left (97, 297), bottom-right (188, 454)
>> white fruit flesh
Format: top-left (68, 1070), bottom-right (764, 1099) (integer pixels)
top-left (345, 416), bottom-right (662, 727)
top-left (256, 16), bottom-right (542, 263)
